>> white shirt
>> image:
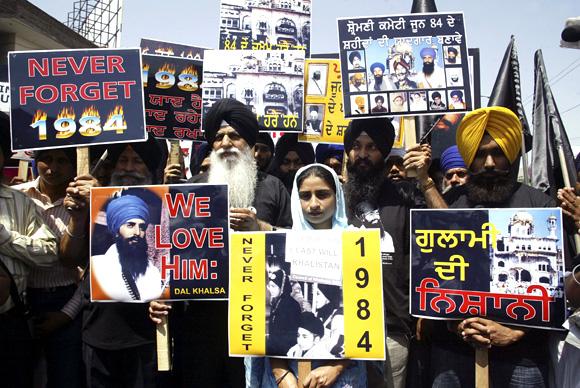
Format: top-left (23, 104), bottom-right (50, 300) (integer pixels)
top-left (92, 244), bottom-right (162, 302)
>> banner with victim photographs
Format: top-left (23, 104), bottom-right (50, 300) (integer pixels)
top-left (8, 48), bottom-right (146, 151)
top-left (219, 0), bottom-right (311, 56)
top-left (202, 50), bottom-right (305, 133)
top-left (410, 208), bottom-right (566, 329)
top-left (140, 39), bottom-right (205, 141)
top-left (299, 59), bottom-right (351, 144)
top-left (337, 12), bottom-right (471, 118)
top-left (229, 230), bottom-right (386, 360)
top-left (90, 184), bottom-right (229, 303)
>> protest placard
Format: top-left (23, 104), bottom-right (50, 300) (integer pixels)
top-left (90, 184), bottom-right (229, 302)
top-left (337, 12), bottom-right (471, 118)
top-left (229, 229), bottom-right (385, 360)
top-left (8, 48), bottom-right (145, 151)
top-left (219, 0), bottom-right (311, 55)
top-left (141, 39), bottom-right (204, 141)
top-left (410, 208), bottom-right (566, 329)
top-left (141, 38), bottom-right (205, 60)
top-left (299, 59), bottom-right (350, 144)
top-left (202, 49), bottom-right (305, 132)
top-left (0, 82), bottom-right (9, 113)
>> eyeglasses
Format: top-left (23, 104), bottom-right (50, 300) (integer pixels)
top-left (445, 170), bottom-right (468, 180)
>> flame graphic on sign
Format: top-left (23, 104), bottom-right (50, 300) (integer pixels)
top-left (107, 106), bottom-right (126, 125)
top-left (57, 107), bottom-right (76, 121)
top-left (181, 65), bottom-right (198, 77)
top-left (158, 63), bottom-right (176, 74)
top-left (31, 110), bottom-right (47, 123)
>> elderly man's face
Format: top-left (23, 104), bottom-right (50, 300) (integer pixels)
top-left (118, 218), bottom-right (147, 242)
top-left (469, 133), bottom-right (511, 177)
top-left (112, 146), bottom-right (152, 185)
top-left (212, 125), bottom-right (250, 162)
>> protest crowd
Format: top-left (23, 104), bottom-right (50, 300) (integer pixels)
top-left (1, 0), bottom-right (580, 388)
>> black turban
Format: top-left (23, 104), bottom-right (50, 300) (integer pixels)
top-left (0, 112), bottom-right (10, 159)
top-left (107, 134), bottom-right (163, 173)
top-left (34, 148), bottom-right (77, 166)
top-left (203, 98), bottom-right (258, 147)
top-left (343, 118), bottom-right (395, 157)
top-left (299, 312), bottom-right (324, 338)
top-left (256, 132), bottom-right (275, 154)
top-left (271, 133), bottom-right (315, 168)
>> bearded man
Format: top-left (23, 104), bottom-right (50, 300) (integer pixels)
top-left (430, 107), bottom-right (566, 387)
top-left (343, 118), bottom-right (446, 388)
top-left (369, 62), bottom-right (394, 92)
top-left (92, 195), bottom-right (161, 302)
top-left (152, 98), bottom-right (292, 387)
top-left (416, 47), bottom-right (446, 88)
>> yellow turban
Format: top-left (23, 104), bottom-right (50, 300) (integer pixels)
top-left (456, 106), bottom-right (522, 167)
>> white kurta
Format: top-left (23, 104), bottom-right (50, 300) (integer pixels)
top-left (92, 244), bottom-right (162, 302)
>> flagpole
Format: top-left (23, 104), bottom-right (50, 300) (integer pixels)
top-left (555, 136), bottom-right (580, 250)
top-left (520, 131), bottom-right (529, 185)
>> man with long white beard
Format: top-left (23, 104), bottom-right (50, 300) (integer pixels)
top-left (151, 98), bottom-right (291, 387)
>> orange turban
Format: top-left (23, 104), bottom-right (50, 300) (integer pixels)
top-left (456, 106), bottom-right (522, 167)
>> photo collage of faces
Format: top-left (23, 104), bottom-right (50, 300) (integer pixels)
top-left (345, 42), bottom-right (467, 116)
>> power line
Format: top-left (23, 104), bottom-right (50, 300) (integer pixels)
top-left (561, 102), bottom-right (580, 115)
top-left (523, 57), bottom-right (580, 105)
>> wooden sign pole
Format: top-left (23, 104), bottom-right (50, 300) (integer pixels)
top-left (156, 140), bottom-right (180, 372)
top-left (76, 147), bottom-right (90, 176)
top-left (156, 314), bottom-right (171, 371)
top-left (297, 361), bottom-right (311, 388)
top-left (475, 347), bottom-right (489, 388)
top-left (17, 160), bottom-right (29, 181)
top-left (403, 117), bottom-right (418, 178)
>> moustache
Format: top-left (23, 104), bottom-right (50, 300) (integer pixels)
top-left (470, 169), bottom-right (510, 179)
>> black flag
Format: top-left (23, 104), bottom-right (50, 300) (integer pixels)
top-left (488, 36), bottom-right (532, 151)
top-left (530, 49), bottom-right (577, 196)
top-left (411, 0), bottom-right (438, 13)
top-left (411, 0), bottom-right (439, 141)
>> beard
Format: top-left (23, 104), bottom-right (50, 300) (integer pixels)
top-left (422, 62), bottom-right (435, 75)
top-left (116, 235), bottom-right (149, 279)
top-left (466, 168), bottom-right (517, 205)
top-left (208, 145), bottom-right (258, 208)
top-left (448, 57), bottom-right (457, 64)
top-left (373, 74), bottom-right (384, 85)
top-left (110, 170), bottom-right (153, 186)
top-left (344, 158), bottom-right (385, 217)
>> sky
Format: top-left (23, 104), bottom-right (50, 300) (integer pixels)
top-left (30, 0), bottom-right (580, 150)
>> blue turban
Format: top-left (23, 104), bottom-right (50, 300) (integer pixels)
top-left (370, 62), bottom-right (385, 72)
top-left (440, 145), bottom-right (466, 172)
top-left (106, 195), bottom-right (150, 235)
top-left (315, 144), bottom-right (344, 164)
top-left (420, 47), bottom-right (436, 58)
